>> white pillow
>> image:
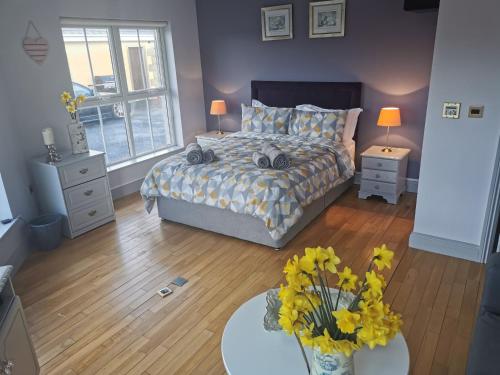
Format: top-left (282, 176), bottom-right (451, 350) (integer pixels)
top-left (296, 104), bottom-right (363, 144)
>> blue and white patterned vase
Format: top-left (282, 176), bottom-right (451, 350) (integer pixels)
top-left (311, 347), bottom-right (354, 375)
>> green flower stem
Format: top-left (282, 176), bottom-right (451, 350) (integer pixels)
top-left (294, 331), bottom-right (310, 374)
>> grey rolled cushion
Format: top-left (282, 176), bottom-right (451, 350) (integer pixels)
top-left (203, 149), bottom-right (216, 163)
top-left (253, 151), bottom-right (270, 169)
top-left (262, 142), bottom-right (290, 170)
top-left (186, 143), bottom-right (203, 164)
top-left (466, 252), bottom-right (500, 375)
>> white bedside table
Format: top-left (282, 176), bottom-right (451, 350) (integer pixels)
top-left (358, 146), bottom-right (410, 204)
top-left (195, 130), bottom-right (234, 147)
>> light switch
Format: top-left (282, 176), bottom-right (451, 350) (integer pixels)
top-left (468, 106), bottom-right (484, 118)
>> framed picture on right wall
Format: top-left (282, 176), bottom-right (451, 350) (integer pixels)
top-left (309, 0), bottom-right (346, 38)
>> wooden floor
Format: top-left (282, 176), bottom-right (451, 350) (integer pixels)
top-left (14, 187), bottom-right (484, 375)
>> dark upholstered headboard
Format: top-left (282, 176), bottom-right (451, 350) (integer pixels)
top-left (251, 81), bottom-right (362, 110)
top-left (251, 80), bottom-right (362, 140)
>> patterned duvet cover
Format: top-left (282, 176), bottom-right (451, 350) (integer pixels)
top-left (140, 132), bottom-right (354, 240)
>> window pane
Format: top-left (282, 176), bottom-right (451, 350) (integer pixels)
top-left (101, 104), bottom-right (130, 163)
top-left (139, 29), bottom-right (162, 89)
top-left (86, 28), bottom-right (118, 96)
top-left (80, 104), bottom-right (130, 164)
top-left (62, 28), bottom-right (94, 98)
top-left (120, 29), bottom-right (145, 91)
top-left (130, 99), bottom-right (153, 155)
top-left (149, 96), bottom-right (171, 149)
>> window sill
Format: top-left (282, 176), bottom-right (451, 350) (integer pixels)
top-left (107, 146), bottom-right (183, 173)
top-left (0, 219), bottom-right (16, 240)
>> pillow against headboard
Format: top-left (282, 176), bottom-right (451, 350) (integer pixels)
top-left (296, 104), bottom-right (363, 144)
top-left (241, 103), bottom-right (292, 134)
top-left (290, 109), bottom-right (348, 142)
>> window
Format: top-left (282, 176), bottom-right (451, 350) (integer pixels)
top-left (61, 22), bottom-right (175, 165)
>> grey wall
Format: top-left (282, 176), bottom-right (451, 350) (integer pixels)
top-left (411, 0), bottom-right (500, 261)
top-left (0, 0), bottom-right (206, 206)
top-left (196, 0), bottom-right (438, 178)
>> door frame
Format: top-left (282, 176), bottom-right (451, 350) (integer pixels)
top-left (480, 136), bottom-right (500, 262)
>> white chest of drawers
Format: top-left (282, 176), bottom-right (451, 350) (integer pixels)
top-left (30, 150), bottom-right (115, 238)
top-left (358, 146), bottom-right (410, 205)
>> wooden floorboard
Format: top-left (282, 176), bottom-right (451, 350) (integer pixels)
top-left (14, 187), bottom-right (483, 374)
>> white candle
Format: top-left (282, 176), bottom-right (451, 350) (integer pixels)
top-left (42, 127), bottom-right (55, 146)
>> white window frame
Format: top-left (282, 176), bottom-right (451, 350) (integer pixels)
top-left (61, 18), bottom-right (177, 166)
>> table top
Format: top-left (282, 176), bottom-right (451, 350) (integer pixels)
top-left (222, 292), bottom-right (409, 375)
top-left (361, 146), bottom-right (410, 160)
top-left (195, 130), bottom-right (235, 140)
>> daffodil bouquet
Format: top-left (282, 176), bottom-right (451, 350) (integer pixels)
top-left (278, 245), bottom-right (402, 373)
top-left (60, 91), bottom-right (85, 121)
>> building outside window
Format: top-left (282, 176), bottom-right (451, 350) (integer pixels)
top-left (61, 21), bottom-right (175, 166)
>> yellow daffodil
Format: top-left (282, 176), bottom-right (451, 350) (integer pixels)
top-left (337, 266), bottom-right (358, 292)
top-left (66, 104), bottom-right (76, 114)
top-left (373, 244), bottom-right (394, 271)
top-left (299, 247), bottom-right (319, 276)
top-left (364, 271), bottom-right (386, 299)
top-left (60, 91), bottom-right (72, 104)
top-left (332, 339), bottom-right (359, 357)
top-left (332, 308), bottom-right (361, 334)
top-left (359, 298), bottom-right (385, 321)
top-left (319, 246), bottom-right (341, 273)
top-left (284, 255), bottom-right (312, 292)
top-left (76, 94), bottom-right (86, 105)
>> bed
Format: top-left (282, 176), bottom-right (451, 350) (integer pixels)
top-left (142, 81), bottom-right (362, 249)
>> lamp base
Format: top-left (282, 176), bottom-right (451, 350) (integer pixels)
top-left (381, 147), bottom-right (393, 153)
top-left (216, 130), bottom-right (224, 135)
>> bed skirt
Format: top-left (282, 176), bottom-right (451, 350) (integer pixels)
top-left (157, 177), bottom-right (353, 249)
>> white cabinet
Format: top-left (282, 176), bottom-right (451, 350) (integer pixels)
top-left (0, 297), bottom-right (39, 375)
top-left (358, 146), bottom-right (410, 205)
top-left (30, 150), bottom-right (115, 238)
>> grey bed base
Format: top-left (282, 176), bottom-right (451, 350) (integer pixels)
top-left (157, 177), bottom-right (353, 249)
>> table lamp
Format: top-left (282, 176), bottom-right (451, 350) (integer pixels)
top-left (210, 100), bottom-right (227, 135)
top-left (377, 107), bottom-right (401, 152)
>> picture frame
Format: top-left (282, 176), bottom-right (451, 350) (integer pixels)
top-left (442, 102), bottom-right (461, 119)
top-left (261, 4), bottom-right (293, 41)
top-left (309, 0), bottom-right (346, 39)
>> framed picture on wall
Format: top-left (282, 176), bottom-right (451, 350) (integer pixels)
top-left (309, 0), bottom-right (346, 39)
top-left (261, 4), bottom-right (293, 41)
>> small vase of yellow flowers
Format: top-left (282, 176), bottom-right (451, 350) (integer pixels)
top-left (60, 91), bottom-right (89, 154)
top-left (278, 245), bottom-right (402, 375)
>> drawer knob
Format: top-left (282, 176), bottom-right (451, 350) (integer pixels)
top-left (80, 168), bottom-right (89, 174)
top-left (84, 189), bottom-right (94, 196)
top-left (374, 185), bottom-right (380, 190)
top-left (375, 174), bottom-right (381, 179)
top-left (88, 210), bottom-right (97, 217)
top-left (377, 162), bottom-right (383, 167)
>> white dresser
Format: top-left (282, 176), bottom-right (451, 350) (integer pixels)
top-left (358, 146), bottom-right (410, 204)
top-left (30, 150), bottom-right (115, 239)
top-left (195, 130), bottom-right (234, 148)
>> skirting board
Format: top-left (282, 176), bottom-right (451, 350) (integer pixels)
top-left (409, 232), bottom-right (481, 263)
top-left (354, 172), bottom-right (418, 193)
top-left (111, 178), bottom-right (143, 200)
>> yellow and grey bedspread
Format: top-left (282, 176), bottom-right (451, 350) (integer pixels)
top-left (140, 132), bottom-right (354, 240)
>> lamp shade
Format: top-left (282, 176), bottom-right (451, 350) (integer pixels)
top-left (210, 100), bottom-right (227, 115)
top-left (377, 107), bottom-right (401, 127)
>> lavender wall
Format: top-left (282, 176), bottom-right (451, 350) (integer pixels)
top-left (196, 0), bottom-right (438, 178)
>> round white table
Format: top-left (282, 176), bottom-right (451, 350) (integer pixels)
top-left (222, 292), bottom-right (409, 375)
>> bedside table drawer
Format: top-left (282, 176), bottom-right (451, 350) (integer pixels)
top-left (362, 169), bottom-right (398, 183)
top-left (362, 157), bottom-right (398, 172)
top-left (59, 156), bottom-right (106, 189)
top-left (360, 180), bottom-right (397, 195)
top-left (64, 177), bottom-right (109, 210)
top-left (68, 197), bottom-right (114, 232)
